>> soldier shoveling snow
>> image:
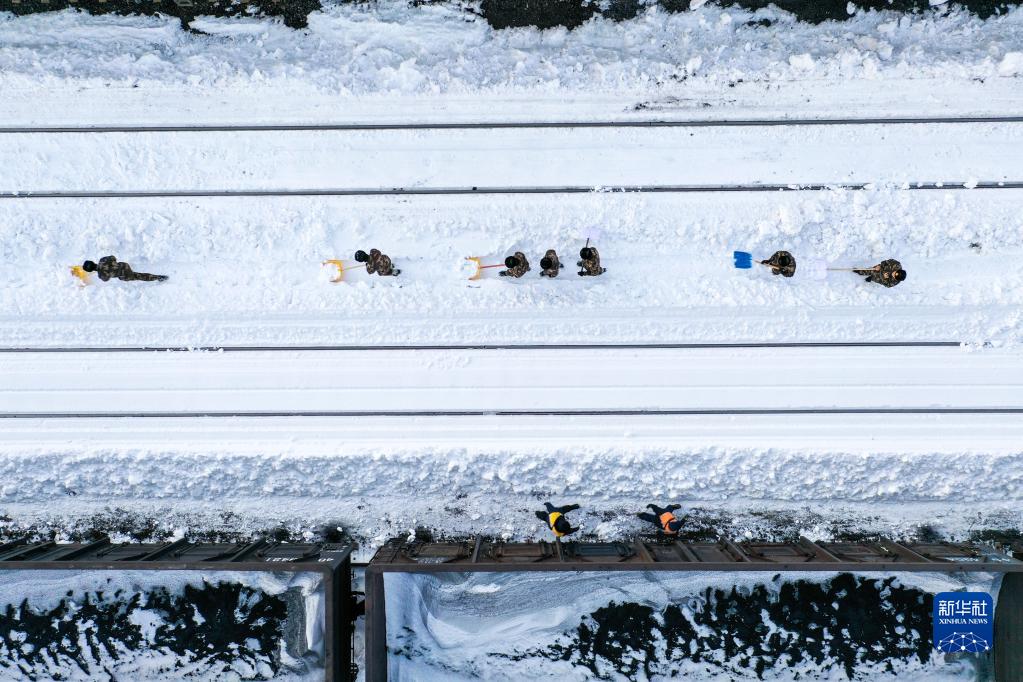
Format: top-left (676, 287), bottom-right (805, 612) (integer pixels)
top-left (80, 256), bottom-right (167, 283)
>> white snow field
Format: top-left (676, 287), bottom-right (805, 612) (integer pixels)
top-left (0, 0), bottom-right (1022, 636)
top-left (2, 4), bottom-right (1023, 678)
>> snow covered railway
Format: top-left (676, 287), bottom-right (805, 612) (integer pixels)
top-left (4, 114), bottom-right (1023, 133)
top-left (2, 345), bottom-right (1022, 417)
top-left (3, 121), bottom-right (1023, 195)
top-left (8, 180), bottom-right (1023, 200)
top-left (3, 2), bottom-right (1023, 679)
top-left (4, 185), bottom-right (1021, 349)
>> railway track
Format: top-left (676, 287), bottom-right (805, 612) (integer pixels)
top-left (5, 408), bottom-right (1022, 419)
top-left (5, 120), bottom-right (1019, 196)
top-left (2, 346), bottom-right (1019, 418)
top-left (0, 341), bottom-right (963, 353)
top-left (3, 181), bottom-right (1021, 199)
top-left (3, 115), bottom-right (1023, 134)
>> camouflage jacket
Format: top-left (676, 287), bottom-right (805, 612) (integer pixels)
top-left (855, 259), bottom-right (903, 288)
top-left (540, 249), bottom-right (562, 278)
top-left (578, 247), bottom-right (605, 276)
top-left (502, 251), bottom-right (531, 278)
top-left (95, 256), bottom-right (129, 282)
top-left (762, 250), bottom-right (796, 278)
top-left (366, 249), bottom-right (397, 276)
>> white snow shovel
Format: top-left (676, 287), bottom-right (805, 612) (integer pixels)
top-left (464, 257), bottom-right (509, 281)
top-left (322, 260), bottom-right (367, 283)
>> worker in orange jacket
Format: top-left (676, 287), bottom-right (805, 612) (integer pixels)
top-left (638, 503), bottom-right (684, 535)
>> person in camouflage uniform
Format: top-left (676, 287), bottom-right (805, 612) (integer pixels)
top-left (577, 246), bottom-right (606, 277)
top-left (355, 249), bottom-right (401, 277)
top-left (539, 249), bottom-right (563, 278)
top-left (82, 256), bottom-right (167, 282)
top-left (760, 250), bottom-right (796, 278)
top-left (500, 252), bottom-right (530, 278)
top-left (854, 259), bottom-right (906, 288)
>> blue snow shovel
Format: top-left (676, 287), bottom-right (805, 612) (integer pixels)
top-left (733, 251), bottom-right (753, 269)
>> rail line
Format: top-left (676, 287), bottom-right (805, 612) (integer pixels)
top-left (3, 115), bottom-right (1023, 134)
top-left (3, 346), bottom-right (1017, 416)
top-left (0, 341), bottom-right (963, 353)
top-left (3, 408), bottom-right (1022, 419)
top-left (2, 181), bottom-right (1020, 199)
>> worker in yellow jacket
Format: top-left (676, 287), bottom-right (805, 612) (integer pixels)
top-left (535, 502), bottom-right (581, 538)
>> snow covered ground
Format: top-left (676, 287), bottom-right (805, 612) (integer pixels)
top-left (1, 2), bottom-right (1023, 678)
top-left (3, 3), bottom-right (1023, 352)
top-left (3, 407), bottom-right (1022, 549)
top-left (1, 346), bottom-right (1019, 547)
top-left (1, 404), bottom-right (1023, 548)
top-left (0, 0), bottom-right (1021, 544)
top-left (3, 2), bottom-right (1023, 125)
top-left (3, 186), bottom-right (1023, 348)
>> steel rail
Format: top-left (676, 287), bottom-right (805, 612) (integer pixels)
top-left (3, 115), bottom-right (1023, 134)
top-left (2, 181), bottom-right (1020, 199)
top-left (0, 341), bottom-right (963, 353)
top-left (3, 408), bottom-right (1021, 419)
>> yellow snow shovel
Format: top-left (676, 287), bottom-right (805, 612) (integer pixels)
top-left (69, 265), bottom-right (91, 286)
top-left (322, 259), bottom-right (367, 283)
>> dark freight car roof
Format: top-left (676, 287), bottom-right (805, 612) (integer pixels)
top-left (0, 536), bottom-right (352, 571)
top-left (368, 536), bottom-right (1023, 573)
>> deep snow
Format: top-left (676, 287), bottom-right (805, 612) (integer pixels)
top-left (0, 0), bottom-right (1020, 548)
top-left (3, 187), bottom-right (1022, 348)
top-left (2, 2), bottom-right (1023, 126)
top-left (0, 3), bottom-right (1022, 679)
top-left (2, 411), bottom-right (1022, 551)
